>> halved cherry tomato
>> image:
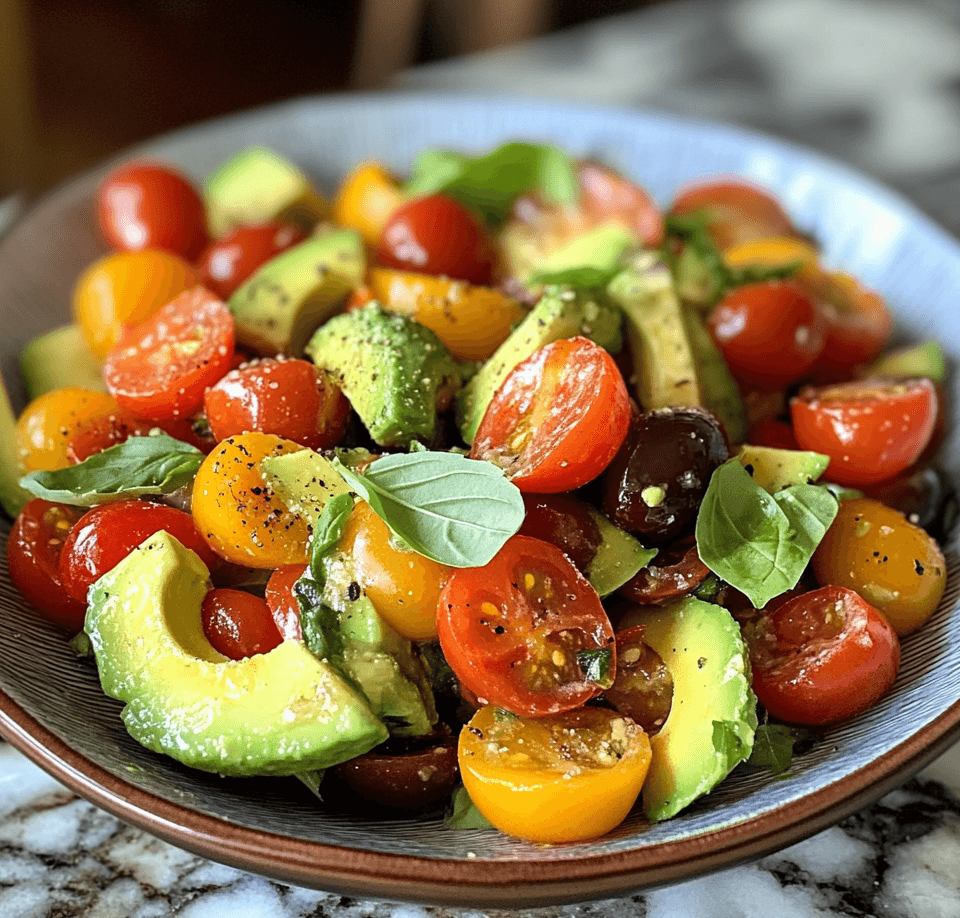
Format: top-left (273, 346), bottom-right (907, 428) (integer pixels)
top-left (98, 161), bottom-right (209, 261)
top-left (437, 534), bottom-right (616, 717)
top-left (66, 410), bottom-right (158, 463)
top-left (376, 194), bottom-right (494, 285)
top-left (790, 377), bottom-right (938, 486)
top-left (333, 160), bottom-right (407, 248)
top-left (744, 585), bottom-right (900, 725)
top-left (723, 236), bottom-right (820, 279)
top-left (517, 492), bottom-right (601, 574)
top-left (200, 588), bottom-right (283, 660)
top-left (618, 536), bottom-right (709, 605)
top-left (58, 499), bottom-right (219, 604)
top-left (577, 160), bottom-right (665, 246)
top-left (103, 286), bottom-right (235, 422)
top-left (745, 418), bottom-right (799, 451)
top-left (708, 280), bottom-right (825, 389)
top-left (7, 499), bottom-right (86, 631)
top-left (265, 563), bottom-right (306, 641)
top-left (203, 357), bottom-right (349, 449)
top-left (196, 221), bottom-right (306, 300)
top-left (458, 704), bottom-right (651, 843)
top-left (602, 625), bottom-right (673, 736)
top-left (471, 336), bottom-right (630, 493)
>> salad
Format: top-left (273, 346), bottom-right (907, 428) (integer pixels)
top-left (2, 141), bottom-right (953, 844)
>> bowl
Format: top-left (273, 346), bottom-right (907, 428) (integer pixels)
top-left (0, 93), bottom-right (958, 908)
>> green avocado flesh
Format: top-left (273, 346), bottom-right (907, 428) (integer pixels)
top-left (0, 371), bottom-right (29, 517)
top-left (736, 444), bottom-right (830, 494)
top-left (85, 531), bottom-right (387, 776)
top-left (20, 324), bottom-right (106, 399)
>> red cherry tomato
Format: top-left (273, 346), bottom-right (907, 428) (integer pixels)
top-left (745, 418), bottom-right (799, 451)
top-left (103, 286), bottom-right (236, 422)
top-left (59, 500), bottom-right (220, 604)
top-left (203, 357), bottom-right (350, 449)
top-left (200, 588), bottom-right (283, 660)
top-left (578, 160), bottom-right (665, 247)
top-left (196, 221), bottom-right (306, 300)
top-left (264, 563), bottom-right (306, 641)
top-left (436, 535), bottom-right (616, 717)
top-left (98, 161), bottom-right (209, 261)
top-left (708, 280), bottom-right (825, 389)
top-left (7, 499), bottom-right (86, 631)
top-left (790, 377), bottom-right (938, 487)
top-left (744, 585), bottom-right (900, 725)
top-left (470, 336), bottom-right (630, 493)
top-left (376, 195), bottom-right (494, 285)
top-left (66, 411), bottom-right (158, 463)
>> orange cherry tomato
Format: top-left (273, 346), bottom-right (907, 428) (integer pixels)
top-left (200, 588), bottom-right (283, 660)
top-left (333, 160), bottom-right (407, 248)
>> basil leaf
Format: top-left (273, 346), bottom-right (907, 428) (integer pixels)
top-left (294, 576), bottom-right (343, 663)
top-left (696, 459), bottom-right (838, 609)
top-left (445, 784), bottom-right (494, 830)
top-left (308, 492), bottom-right (354, 582)
top-left (19, 432), bottom-right (203, 507)
top-left (577, 647), bottom-right (614, 689)
top-left (404, 142), bottom-right (578, 227)
top-left (332, 451), bottom-right (524, 568)
top-left (748, 723), bottom-right (799, 774)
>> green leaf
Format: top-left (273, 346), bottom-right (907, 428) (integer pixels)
top-left (19, 432), bottom-right (203, 507)
top-left (294, 576), bottom-right (343, 663)
top-left (308, 492), bottom-right (354, 582)
top-left (444, 784), bottom-right (494, 830)
top-left (823, 482), bottom-right (865, 502)
top-left (577, 647), bottom-right (614, 689)
top-left (696, 459), bottom-right (838, 609)
top-left (294, 770), bottom-right (325, 800)
top-left (332, 451), bottom-right (525, 568)
top-left (748, 723), bottom-right (798, 774)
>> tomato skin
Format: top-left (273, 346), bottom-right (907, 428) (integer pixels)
top-left (790, 377), bottom-right (938, 487)
top-left (104, 286), bottom-right (236, 422)
top-left (471, 337), bottom-right (630, 493)
top-left (200, 588), bottom-right (283, 660)
top-left (744, 585), bottom-right (899, 726)
top-left (437, 534), bottom-right (616, 717)
top-left (333, 160), bottom-right (407, 248)
top-left (7, 500), bottom-right (86, 631)
top-left (66, 411), bottom-right (158, 463)
top-left (264, 563), bottom-right (306, 641)
top-left (745, 418), bottom-right (799, 451)
top-left (376, 195), bottom-right (494, 285)
top-left (203, 357), bottom-right (349, 450)
top-left (98, 162), bottom-right (209, 261)
top-left (196, 221), bottom-right (306, 300)
top-left (708, 280), bottom-right (826, 389)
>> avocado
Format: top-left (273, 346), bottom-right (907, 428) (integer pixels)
top-left (228, 227), bottom-right (365, 356)
top-left (85, 530), bottom-right (387, 776)
top-left (866, 341), bottom-right (946, 383)
top-left (306, 302), bottom-right (462, 448)
top-left (456, 285), bottom-right (622, 444)
top-left (0, 373), bottom-right (30, 517)
top-left (584, 507), bottom-right (657, 597)
top-left (260, 448), bottom-right (351, 521)
top-left (204, 146), bottom-right (331, 237)
top-left (20, 325), bottom-right (106, 399)
top-left (620, 596), bottom-right (757, 822)
top-left (737, 444), bottom-right (830, 493)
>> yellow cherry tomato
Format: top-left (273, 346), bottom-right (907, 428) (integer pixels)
top-left (15, 387), bottom-right (123, 472)
top-left (192, 432), bottom-right (310, 569)
top-left (73, 249), bottom-right (199, 359)
top-left (339, 500), bottom-right (450, 640)
top-left (458, 705), bottom-right (652, 843)
top-left (812, 497), bottom-right (947, 636)
top-left (723, 236), bottom-right (820, 280)
top-left (333, 161), bottom-right (407, 248)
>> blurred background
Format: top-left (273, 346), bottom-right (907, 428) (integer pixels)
top-left (5, 0), bottom-right (960, 232)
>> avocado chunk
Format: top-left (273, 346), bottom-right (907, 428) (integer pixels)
top-left (306, 302), bottom-right (462, 448)
top-left (866, 341), bottom-right (946, 383)
top-left (20, 324), bottom-right (106, 399)
top-left (622, 596), bottom-right (757, 822)
top-left (456, 285), bottom-right (622, 444)
top-left (584, 507), bottom-right (657, 597)
top-left (204, 146), bottom-right (331, 237)
top-left (0, 372), bottom-right (30, 517)
top-left (85, 531), bottom-right (387, 776)
top-left (260, 448), bottom-right (352, 520)
top-left (736, 444), bottom-right (830, 493)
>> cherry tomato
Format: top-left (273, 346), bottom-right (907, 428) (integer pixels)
top-left (7, 499), bottom-right (86, 631)
top-left (602, 625), bottom-right (674, 736)
top-left (203, 357), bottom-right (350, 449)
top-left (333, 160), bottom-right (407, 248)
top-left (790, 377), bottom-right (938, 487)
top-left (745, 418), bottom-right (799, 451)
top-left (437, 535), bottom-right (616, 717)
top-left (200, 588), bottom-right (283, 660)
top-left (723, 236), bottom-right (820, 279)
top-left (812, 497), bottom-right (947, 636)
top-left (196, 221), bottom-right (306, 300)
top-left (376, 194), bottom-right (494, 285)
top-left (708, 280), bottom-right (825, 389)
top-left (471, 337), bottom-right (630, 493)
top-left (744, 585), bottom-right (900, 725)
top-left (517, 492), bottom-right (602, 574)
top-left (98, 161), bottom-right (209, 261)
top-left (265, 563), bottom-right (306, 641)
top-left (458, 705), bottom-right (651, 843)
top-left (618, 536), bottom-right (710, 605)
top-left (66, 410), bottom-right (158, 463)
top-left (577, 160), bottom-right (665, 246)
top-left (58, 499), bottom-right (220, 604)
top-left (103, 286), bottom-right (235, 422)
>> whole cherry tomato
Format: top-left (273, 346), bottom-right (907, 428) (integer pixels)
top-left (200, 588), bottom-right (283, 660)
top-left (745, 418), bottom-right (799, 451)
top-left (470, 337), bottom-right (630, 493)
top-left (790, 377), bottom-right (938, 486)
top-left (333, 160), bottom-right (407, 248)
top-left (376, 194), bottom-right (494, 285)
top-left (98, 161), bottom-right (209, 261)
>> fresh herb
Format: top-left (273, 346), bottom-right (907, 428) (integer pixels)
top-left (295, 770), bottom-right (325, 801)
top-left (577, 647), bottom-right (615, 689)
top-left (822, 482), bottom-right (865, 502)
top-left (444, 784), bottom-right (494, 830)
top-left (748, 723), bottom-right (800, 774)
top-left (332, 451), bottom-right (525, 568)
top-left (308, 492), bottom-right (354, 581)
top-left (696, 459), bottom-right (839, 609)
top-left (19, 432), bottom-right (203, 507)
top-left (404, 142), bottom-right (578, 227)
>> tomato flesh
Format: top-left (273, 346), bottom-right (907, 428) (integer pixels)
top-left (200, 588), bottom-right (283, 660)
top-left (264, 564), bottom-right (306, 641)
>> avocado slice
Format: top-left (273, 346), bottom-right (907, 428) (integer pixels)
top-left (866, 341), bottom-right (946, 383)
top-left (20, 324), bottom-right (106, 399)
top-left (736, 444), bottom-right (830, 493)
top-left (621, 596), bottom-right (757, 822)
top-left (228, 227), bottom-right (365, 356)
top-left (85, 531), bottom-right (387, 776)
top-left (583, 507), bottom-right (657, 597)
top-left (260, 448), bottom-right (351, 520)
top-left (0, 372), bottom-right (30, 517)
top-left (456, 285), bottom-right (622, 445)
top-left (204, 146), bottom-right (331, 237)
